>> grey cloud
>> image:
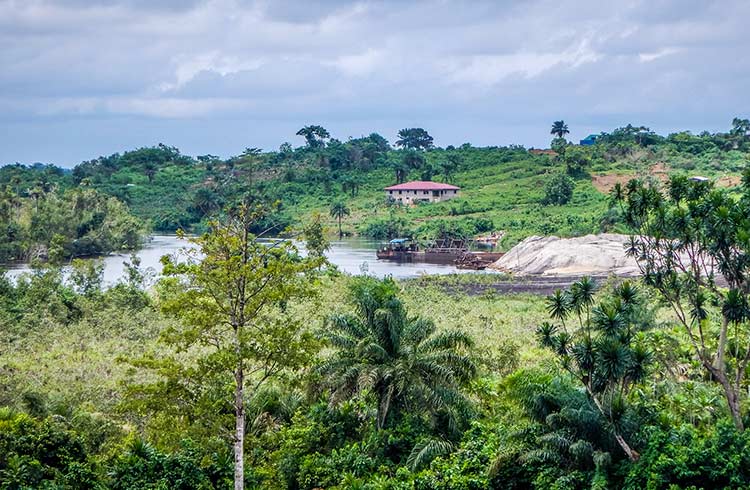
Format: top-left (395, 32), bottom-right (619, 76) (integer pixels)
top-left (0, 0), bottom-right (748, 165)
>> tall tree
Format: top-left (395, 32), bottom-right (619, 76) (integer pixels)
top-left (341, 176), bottom-right (360, 197)
top-left (296, 125), bottom-right (330, 149)
top-left (329, 201), bottom-right (351, 238)
top-left (318, 277), bottom-right (476, 431)
top-left (441, 154), bottom-right (461, 183)
top-left (536, 279), bottom-right (651, 461)
top-left (391, 159), bottom-right (409, 184)
top-left (402, 149), bottom-right (425, 173)
top-left (551, 120), bottom-right (570, 139)
top-left (618, 175), bottom-right (750, 430)
top-left (158, 206), bottom-right (324, 490)
top-left (143, 162), bottom-right (157, 183)
top-left (395, 128), bottom-right (434, 150)
top-left (731, 117), bottom-right (750, 141)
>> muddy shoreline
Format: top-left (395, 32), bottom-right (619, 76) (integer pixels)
top-left (412, 274), bottom-right (637, 296)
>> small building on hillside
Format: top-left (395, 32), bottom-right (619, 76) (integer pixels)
top-left (384, 181), bottom-right (460, 204)
top-left (580, 134), bottom-right (599, 146)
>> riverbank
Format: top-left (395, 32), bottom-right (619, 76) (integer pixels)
top-left (1, 235), bottom-right (489, 283)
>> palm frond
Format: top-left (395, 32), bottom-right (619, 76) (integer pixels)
top-left (420, 329), bottom-right (473, 352)
top-left (407, 437), bottom-right (454, 470)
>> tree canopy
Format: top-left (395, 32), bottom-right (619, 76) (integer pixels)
top-left (395, 128), bottom-right (434, 150)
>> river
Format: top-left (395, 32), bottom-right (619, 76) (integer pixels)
top-left (2, 235), bottom-right (484, 284)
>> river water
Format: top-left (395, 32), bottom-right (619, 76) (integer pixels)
top-left (2, 235), bottom-right (482, 284)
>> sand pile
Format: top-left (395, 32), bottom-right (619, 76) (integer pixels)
top-left (490, 234), bottom-right (640, 276)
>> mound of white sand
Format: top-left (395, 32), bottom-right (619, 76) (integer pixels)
top-left (490, 234), bottom-right (640, 276)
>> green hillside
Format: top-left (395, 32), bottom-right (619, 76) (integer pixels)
top-left (3, 123), bottom-right (748, 249)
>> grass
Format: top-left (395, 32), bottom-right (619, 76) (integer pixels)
top-left (289, 156), bottom-right (611, 247)
top-left (0, 273), bottom-right (550, 417)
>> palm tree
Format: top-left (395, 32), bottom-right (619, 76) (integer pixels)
top-left (551, 120), bottom-right (570, 139)
top-left (535, 279), bottom-right (648, 461)
top-left (546, 289), bottom-right (571, 332)
top-left (569, 276), bottom-right (596, 326)
top-left (329, 201), bottom-right (350, 238)
top-left (318, 277), bottom-right (476, 430)
top-left (390, 158), bottom-right (409, 184)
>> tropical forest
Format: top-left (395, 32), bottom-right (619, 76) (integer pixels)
top-left (3, 117), bottom-right (750, 490)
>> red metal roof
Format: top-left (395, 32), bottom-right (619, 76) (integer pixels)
top-left (384, 181), bottom-right (460, 191)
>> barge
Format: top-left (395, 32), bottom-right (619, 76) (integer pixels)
top-left (376, 238), bottom-right (504, 269)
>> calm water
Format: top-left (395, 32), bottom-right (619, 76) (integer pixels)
top-left (2, 235), bottom-right (481, 284)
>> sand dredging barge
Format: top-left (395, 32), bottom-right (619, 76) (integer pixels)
top-left (376, 237), bottom-right (504, 270)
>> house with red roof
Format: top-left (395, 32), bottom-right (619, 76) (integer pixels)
top-left (384, 181), bottom-right (460, 204)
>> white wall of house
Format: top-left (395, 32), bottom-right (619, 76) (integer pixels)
top-left (385, 189), bottom-right (460, 204)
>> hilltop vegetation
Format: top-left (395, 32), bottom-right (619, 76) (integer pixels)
top-left (2, 119), bottom-right (749, 249)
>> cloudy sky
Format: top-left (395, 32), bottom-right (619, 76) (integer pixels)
top-left (1, 0), bottom-right (748, 166)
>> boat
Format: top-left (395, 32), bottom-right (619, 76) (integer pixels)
top-left (376, 238), bottom-right (461, 263)
top-left (376, 237), bottom-right (503, 268)
top-left (376, 238), bottom-right (419, 260)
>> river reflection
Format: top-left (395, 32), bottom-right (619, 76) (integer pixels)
top-left (2, 235), bottom-right (484, 283)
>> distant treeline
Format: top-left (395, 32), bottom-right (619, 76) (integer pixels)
top-left (1, 119), bottom-right (748, 242)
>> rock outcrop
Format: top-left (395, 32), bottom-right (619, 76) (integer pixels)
top-left (489, 234), bottom-right (639, 276)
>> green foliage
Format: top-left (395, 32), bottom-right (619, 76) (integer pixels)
top-left (560, 145), bottom-right (592, 176)
top-left (0, 186), bottom-right (147, 262)
top-left (625, 422), bottom-right (750, 489)
top-left (0, 409), bottom-right (99, 489)
top-left (542, 173), bottom-right (574, 205)
top-left (318, 277), bottom-right (476, 431)
top-left (620, 173), bottom-right (750, 430)
top-left (108, 439), bottom-right (230, 490)
top-left (395, 128), bottom-right (434, 151)
top-left (536, 279), bottom-right (653, 461)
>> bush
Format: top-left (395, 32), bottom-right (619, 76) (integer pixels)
top-left (0, 409), bottom-right (99, 489)
top-left (542, 173), bottom-right (574, 205)
top-left (624, 421), bottom-right (750, 489)
top-left (361, 216), bottom-right (413, 239)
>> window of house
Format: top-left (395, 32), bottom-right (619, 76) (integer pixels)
top-left (399, 190), bottom-right (402, 195)
top-left (424, 191), bottom-right (428, 195)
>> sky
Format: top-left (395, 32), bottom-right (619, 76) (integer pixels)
top-left (1, 0), bottom-right (749, 167)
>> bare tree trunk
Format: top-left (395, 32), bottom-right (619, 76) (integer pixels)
top-left (710, 365), bottom-right (744, 431)
top-left (585, 386), bottom-right (640, 461)
top-left (377, 387), bottom-right (393, 431)
top-left (614, 433), bottom-right (639, 461)
top-left (715, 316), bottom-right (729, 371)
top-left (234, 333), bottom-right (245, 490)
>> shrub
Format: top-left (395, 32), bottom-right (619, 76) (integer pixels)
top-left (542, 173), bottom-right (574, 205)
top-left (624, 422), bottom-right (750, 490)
